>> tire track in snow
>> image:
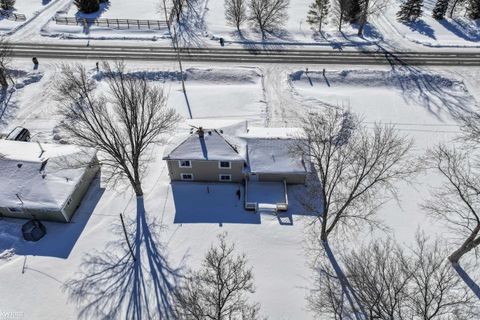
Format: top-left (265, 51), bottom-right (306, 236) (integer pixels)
top-left (261, 65), bottom-right (302, 127)
top-left (7, 0), bottom-right (72, 41)
top-left (261, 66), bottom-right (337, 127)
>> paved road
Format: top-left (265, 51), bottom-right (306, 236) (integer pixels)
top-left (10, 42), bottom-right (480, 66)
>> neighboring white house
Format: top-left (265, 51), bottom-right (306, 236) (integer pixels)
top-left (163, 120), bottom-right (309, 184)
top-left (0, 140), bottom-right (99, 222)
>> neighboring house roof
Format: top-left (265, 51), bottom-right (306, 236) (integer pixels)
top-left (247, 138), bottom-right (307, 174)
top-left (163, 130), bottom-right (245, 161)
top-left (0, 140), bottom-right (97, 211)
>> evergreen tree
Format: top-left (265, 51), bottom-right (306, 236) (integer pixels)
top-left (0, 0), bottom-right (15, 11)
top-left (432, 0), bottom-right (449, 19)
top-left (74, 0), bottom-right (100, 14)
top-left (397, 0), bottom-right (423, 22)
top-left (467, 0), bottom-right (480, 19)
top-left (346, 0), bottom-right (361, 22)
top-left (307, 0), bottom-right (330, 32)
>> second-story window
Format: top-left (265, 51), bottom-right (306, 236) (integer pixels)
top-left (179, 160), bottom-right (191, 168)
top-left (219, 161), bottom-right (231, 169)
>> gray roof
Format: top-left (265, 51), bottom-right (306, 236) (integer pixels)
top-left (247, 138), bottom-right (307, 174)
top-left (163, 130), bottom-right (244, 161)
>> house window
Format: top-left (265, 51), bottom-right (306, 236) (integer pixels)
top-left (7, 207), bottom-right (23, 213)
top-left (181, 173), bottom-right (194, 181)
top-left (179, 160), bottom-right (192, 168)
top-left (219, 174), bottom-right (232, 182)
top-left (66, 198), bottom-right (72, 207)
top-left (218, 161), bottom-right (231, 169)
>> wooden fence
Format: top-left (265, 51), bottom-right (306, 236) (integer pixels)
top-left (0, 12), bottom-right (26, 22)
top-left (54, 16), bottom-right (168, 30)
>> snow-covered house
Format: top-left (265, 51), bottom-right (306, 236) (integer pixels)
top-left (0, 140), bottom-right (99, 222)
top-left (163, 120), bottom-right (309, 185)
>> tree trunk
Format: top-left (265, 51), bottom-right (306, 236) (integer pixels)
top-left (321, 215), bottom-right (328, 241)
top-left (339, 11), bottom-right (344, 32)
top-left (357, 13), bottom-right (367, 36)
top-left (449, 0), bottom-right (461, 18)
top-left (448, 226), bottom-right (480, 263)
top-left (133, 177), bottom-right (144, 197)
top-left (0, 68), bottom-right (8, 88)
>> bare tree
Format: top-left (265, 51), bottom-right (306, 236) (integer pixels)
top-left (308, 260), bottom-right (352, 320)
top-left (307, 0), bottom-right (330, 33)
top-left (406, 233), bottom-right (476, 320)
top-left (308, 235), bottom-right (478, 319)
top-left (345, 239), bottom-right (411, 319)
top-left (248, 0), bottom-right (289, 40)
top-left (356, 0), bottom-right (390, 36)
top-left (0, 37), bottom-right (12, 88)
top-left (170, 0), bottom-right (198, 24)
top-left (333, 0), bottom-right (351, 31)
top-left (174, 233), bottom-right (262, 320)
top-left (225, 0), bottom-right (248, 31)
top-left (54, 61), bottom-right (180, 197)
top-left (295, 108), bottom-right (416, 242)
top-left (422, 145), bottom-right (480, 264)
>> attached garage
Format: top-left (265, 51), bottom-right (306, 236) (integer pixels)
top-left (246, 138), bottom-right (309, 184)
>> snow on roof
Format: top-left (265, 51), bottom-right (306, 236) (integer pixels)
top-left (242, 127), bottom-right (304, 139)
top-left (247, 138), bottom-right (307, 174)
top-left (0, 140), bottom-right (97, 211)
top-left (163, 130), bottom-right (245, 161)
top-left (185, 119), bottom-right (247, 136)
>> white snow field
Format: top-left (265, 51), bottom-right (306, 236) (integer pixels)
top-left (42, 0), bottom-right (171, 40)
top-left (203, 0), bottom-right (479, 49)
top-left (290, 67), bottom-right (477, 242)
top-left (0, 0), bottom-right (61, 35)
top-left (377, 0), bottom-right (480, 48)
top-left (29, 0), bottom-right (478, 49)
top-left (0, 59), bottom-right (479, 319)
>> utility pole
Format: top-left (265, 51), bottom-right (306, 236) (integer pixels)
top-left (163, 0), bottom-right (188, 99)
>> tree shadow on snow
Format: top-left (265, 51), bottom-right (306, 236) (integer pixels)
top-left (407, 20), bottom-right (436, 40)
top-left (75, 2), bottom-right (111, 34)
top-left (452, 263), bottom-right (480, 300)
top-left (370, 44), bottom-right (477, 122)
top-left (439, 18), bottom-right (480, 42)
top-left (175, 0), bottom-right (207, 48)
top-left (64, 197), bottom-right (184, 320)
top-left (229, 29), bottom-right (292, 53)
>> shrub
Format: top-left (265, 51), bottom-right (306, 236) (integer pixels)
top-left (74, 0), bottom-right (100, 14)
top-left (1, 0), bottom-right (16, 11)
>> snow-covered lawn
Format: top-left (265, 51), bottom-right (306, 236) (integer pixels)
top-left (290, 67), bottom-right (477, 242)
top-left (204, 0), bottom-right (381, 47)
top-left (0, 59), bottom-right (479, 319)
top-left (43, 0), bottom-right (170, 39)
top-left (1, 65), bottom-right (266, 141)
top-left (0, 0), bottom-right (59, 34)
top-left (66, 0), bottom-right (164, 20)
top-left (204, 0), bottom-right (479, 49)
top-left (378, 0), bottom-right (480, 48)
top-left (37, 0), bottom-right (479, 49)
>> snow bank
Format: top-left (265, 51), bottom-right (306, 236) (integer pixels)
top-left (291, 69), bottom-right (465, 91)
top-left (94, 67), bottom-right (261, 84)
